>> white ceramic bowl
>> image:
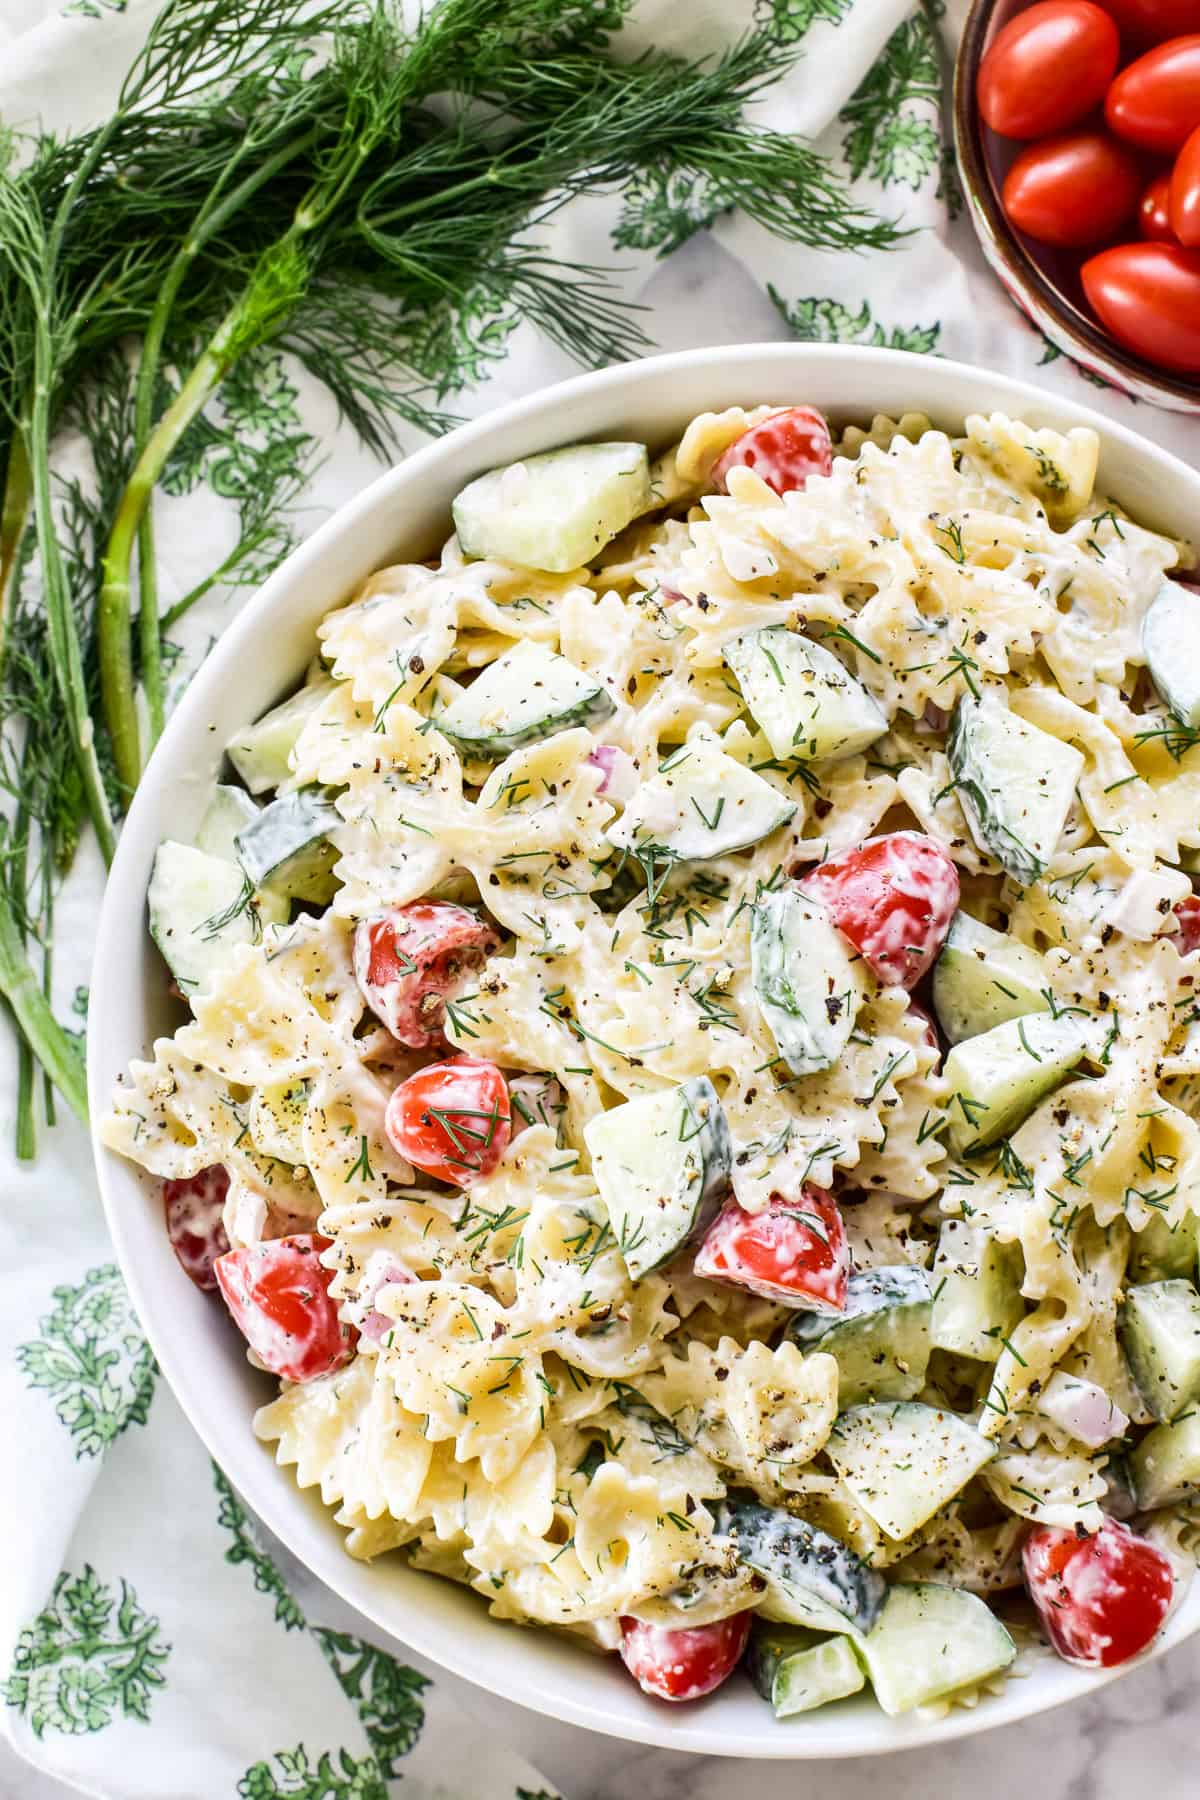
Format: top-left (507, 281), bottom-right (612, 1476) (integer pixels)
top-left (89, 344), bottom-right (1200, 1757)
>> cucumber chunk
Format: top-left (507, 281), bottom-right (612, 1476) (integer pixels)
top-left (943, 1011), bottom-right (1088, 1154)
top-left (932, 911), bottom-right (1050, 1046)
top-left (606, 733), bottom-right (795, 865)
top-left (452, 442), bottom-right (651, 574)
top-left (195, 784), bottom-right (260, 861)
top-left (226, 678), bottom-right (335, 796)
top-left (1130, 1412), bottom-right (1200, 1509)
top-left (750, 887), bottom-right (867, 1079)
top-left (930, 1219), bottom-right (1024, 1363)
top-left (746, 1622), bottom-right (865, 1717)
top-left (148, 842), bottom-right (287, 999)
top-left (948, 693), bottom-right (1084, 887)
top-left (583, 1076), bottom-right (731, 1280)
top-left (1119, 1279), bottom-right (1200, 1423)
top-left (826, 1402), bottom-right (995, 1540)
top-left (785, 1266), bottom-right (932, 1405)
top-left (1130, 1212), bottom-right (1199, 1284)
top-left (235, 788), bottom-right (341, 904)
top-left (435, 640), bottom-right (615, 761)
top-left (716, 1499), bottom-right (885, 1635)
top-left (1143, 579), bottom-right (1200, 729)
top-left (723, 626), bottom-right (886, 764)
top-left (855, 1583), bottom-right (1015, 1716)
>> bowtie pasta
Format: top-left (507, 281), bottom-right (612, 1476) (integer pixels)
top-left (105, 402), bottom-right (1200, 1720)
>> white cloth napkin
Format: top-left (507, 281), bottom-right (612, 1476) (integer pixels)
top-left (2, 1), bottom-right (1197, 1796)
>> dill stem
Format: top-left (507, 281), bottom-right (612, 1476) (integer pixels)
top-left (28, 350), bottom-right (117, 865)
top-left (9, 762), bottom-right (35, 1160)
top-left (99, 324), bottom-right (234, 795)
top-left (125, 127), bottom-right (320, 767)
top-left (0, 427), bottom-right (31, 666)
top-left (0, 879), bottom-right (86, 1124)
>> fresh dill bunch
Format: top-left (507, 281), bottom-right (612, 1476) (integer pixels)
top-left (0, 0), bottom-right (899, 1156)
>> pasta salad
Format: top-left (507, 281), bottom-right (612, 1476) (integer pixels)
top-left (104, 400), bottom-right (1200, 1718)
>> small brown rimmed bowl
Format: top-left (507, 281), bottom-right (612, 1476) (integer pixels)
top-left (956, 0), bottom-right (1200, 414)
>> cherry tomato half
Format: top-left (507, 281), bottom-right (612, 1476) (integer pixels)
top-left (1001, 129), bottom-right (1143, 247)
top-left (1174, 893), bottom-right (1200, 953)
top-left (214, 1234), bottom-right (356, 1382)
top-left (618, 1612), bottom-right (752, 1702)
top-left (711, 406), bottom-right (833, 497)
top-left (1140, 170), bottom-right (1179, 241)
top-left (1023, 1519), bottom-right (1173, 1667)
top-left (164, 1165), bottom-right (230, 1291)
top-left (1107, 36), bottom-right (1200, 153)
top-left (1102, 1), bottom-right (1200, 48)
top-left (694, 1189), bottom-right (849, 1313)
top-left (385, 1056), bottom-right (512, 1184)
top-left (354, 901), bottom-right (499, 1049)
top-left (799, 831), bottom-right (960, 988)
top-left (978, 2), bottom-right (1119, 140)
top-left (1081, 241), bottom-right (1200, 372)
top-left (1170, 122), bottom-right (1200, 244)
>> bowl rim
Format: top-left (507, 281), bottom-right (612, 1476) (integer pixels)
top-left (954, 0), bottom-right (1200, 407)
top-left (87, 341), bottom-right (1200, 1758)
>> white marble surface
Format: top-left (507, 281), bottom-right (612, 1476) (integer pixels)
top-left (8, 1626), bottom-right (1200, 1799)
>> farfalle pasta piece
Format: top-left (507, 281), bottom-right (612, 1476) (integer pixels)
top-left (254, 1353), bottom-right (433, 1520)
top-left (641, 1335), bottom-right (838, 1501)
top-left (375, 1280), bottom-right (545, 1484)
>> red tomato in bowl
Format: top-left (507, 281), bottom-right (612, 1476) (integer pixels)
top-left (1023, 1519), bottom-right (1173, 1667)
top-left (1140, 171), bottom-right (1178, 241)
top-left (978, 2), bottom-right (1120, 139)
top-left (619, 1613), bottom-right (751, 1702)
top-left (1001, 130), bottom-right (1143, 247)
top-left (694, 1189), bottom-right (849, 1312)
top-left (1174, 892), bottom-right (1200, 953)
top-left (164, 1165), bottom-right (230, 1291)
top-left (711, 406), bottom-right (833, 497)
top-left (799, 831), bottom-right (960, 989)
top-left (385, 1055), bottom-right (511, 1184)
top-left (354, 901), bottom-right (498, 1049)
top-left (214, 1234), bottom-right (356, 1382)
top-left (1102, 1), bottom-right (1200, 47)
top-left (1081, 242), bottom-right (1200, 372)
top-left (1170, 123), bottom-right (1200, 243)
top-left (1106, 37), bottom-right (1200, 153)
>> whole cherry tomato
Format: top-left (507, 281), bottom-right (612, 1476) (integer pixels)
top-left (1107, 36), bottom-right (1200, 153)
top-left (354, 901), bottom-right (498, 1049)
top-left (978, 2), bottom-right (1120, 139)
top-left (1140, 171), bottom-right (1179, 241)
top-left (164, 1165), bottom-right (230, 1291)
top-left (618, 1613), bottom-right (752, 1702)
top-left (694, 1189), bottom-right (849, 1313)
top-left (799, 831), bottom-right (960, 988)
top-left (1023, 1519), bottom-right (1173, 1667)
top-left (214, 1234), bottom-right (356, 1382)
top-left (1102, 1), bottom-right (1200, 47)
top-left (1170, 122), bottom-right (1200, 243)
top-left (1174, 893), bottom-right (1200, 953)
top-left (1001, 129), bottom-right (1143, 247)
top-left (711, 406), bottom-right (833, 497)
top-left (1081, 242), bottom-right (1200, 372)
top-left (385, 1055), bottom-right (512, 1184)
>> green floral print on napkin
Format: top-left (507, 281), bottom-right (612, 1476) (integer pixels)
top-left (238, 1745), bottom-right (388, 1800)
top-left (2, 1568), bottom-right (170, 1738)
top-left (17, 1265), bottom-right (156, 1458)
top-left (841, 11), bottom-right (942, 189)
top-left (213, 1462), bottom-right (306, 1632)
top-left (771, 289), bottom-right (941, 353)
